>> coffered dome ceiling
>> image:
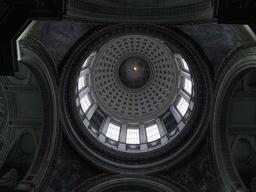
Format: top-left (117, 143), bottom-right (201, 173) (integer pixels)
top-left (60, 24), bottom-right (212, 173)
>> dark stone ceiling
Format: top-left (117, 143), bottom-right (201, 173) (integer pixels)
top-left (29, 21), bottom-right (252, 72)
top-left (26, 21), bottom-right (253, 192)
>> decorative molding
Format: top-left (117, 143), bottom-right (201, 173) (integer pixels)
top-left (67, 0), bottom-right (214, 24)
top-left (214, 41), bottom-right (256, 89)
top-left (73, 174), bottom-right (186, 192)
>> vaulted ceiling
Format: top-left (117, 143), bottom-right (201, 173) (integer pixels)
top-left (0, 1), bottom-right (256, 192)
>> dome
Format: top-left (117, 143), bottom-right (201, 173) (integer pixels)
top-left (76, 34), bottom-right (194, 151)
top-left (60, 24), bottom-right (212, 173)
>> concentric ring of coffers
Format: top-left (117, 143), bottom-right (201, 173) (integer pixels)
top-left (60, 24), bottom-right (212, 173)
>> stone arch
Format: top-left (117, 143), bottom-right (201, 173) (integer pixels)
top-left (0, 37), bottom-right (61, 191)
top-left (211, 42), bottom-right (256, 191)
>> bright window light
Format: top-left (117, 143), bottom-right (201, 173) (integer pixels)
top-left (177, 97), bottom-right (189, 116)
top-left (83, 52), bottom-right (96, 67)
top-left (146, 124), bottom-right (160, 142)
top-left (126, 129), bottom-right (140, 144)
top-left (83, 58), bottom-right (89, 67)
top-left (80, 95), bottom-right (91, 113)
top-left (78, 76), bottom-right (85, 90)
top-left (182, 58), bottom-right (189, 71)
top-left (106, 123), bottom-right (120, 141)
top-left (184, 78), bottom-right (192, 95)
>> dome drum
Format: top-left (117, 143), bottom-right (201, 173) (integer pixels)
top-left (60, 24), bottom-right (212, 173)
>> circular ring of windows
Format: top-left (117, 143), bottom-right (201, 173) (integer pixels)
top-left (60, 25), bottom-right (212, 173)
